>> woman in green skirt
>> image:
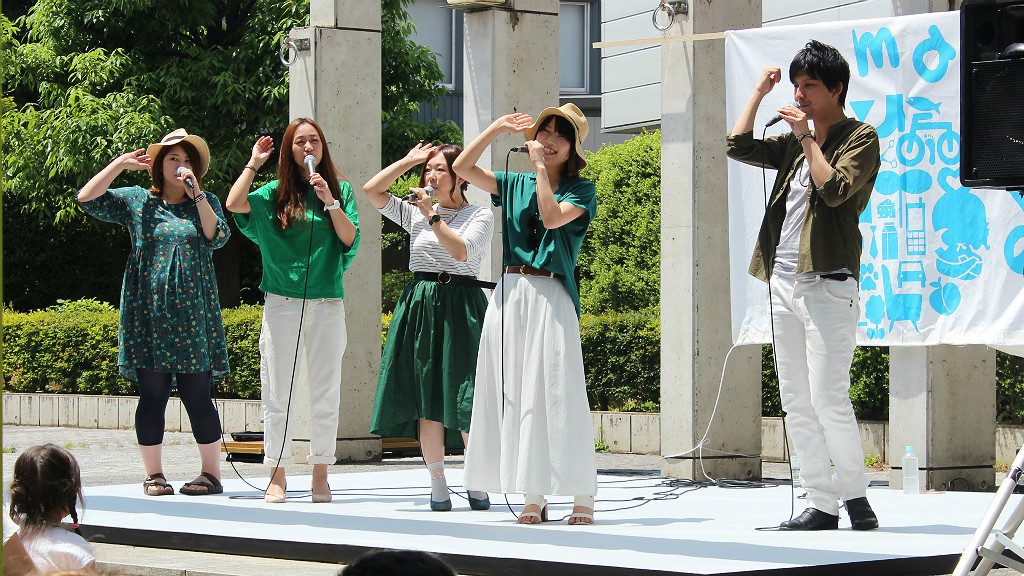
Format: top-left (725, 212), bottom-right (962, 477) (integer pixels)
top-left (363, 143), bottom-right (494, 511)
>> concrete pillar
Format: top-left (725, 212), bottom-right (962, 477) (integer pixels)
top-left (889, 346), bottom-right (996, 491)
top-left (288, 0), bottom-right (382, 463)
top-left (660, 2), bottom-right (762, 480)
top-left (460, 0), bottom-right (560, 282)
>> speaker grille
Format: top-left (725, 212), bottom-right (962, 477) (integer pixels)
top-left (967, 59), bottom-right (1024, 183)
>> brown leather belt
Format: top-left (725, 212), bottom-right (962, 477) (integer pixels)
top-left (504, 265), bottom-right (562, 280)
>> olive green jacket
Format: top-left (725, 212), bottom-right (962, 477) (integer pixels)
top-left (726, 118), bottom-right (880, 282)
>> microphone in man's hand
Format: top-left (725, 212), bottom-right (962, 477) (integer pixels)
top-left (510, 146), bottom-right (529, 153)
top-left (404, 185), bottom-right (435, 202)
top-left (303, 154), bottom-right (317, 180)
top-left (175, 166), bottom-right (196, 189)
top-left (766, 102), bottom-right (803, 127)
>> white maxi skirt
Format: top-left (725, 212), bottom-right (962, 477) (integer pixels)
top-left (463, 273), bottom-right (598, 496)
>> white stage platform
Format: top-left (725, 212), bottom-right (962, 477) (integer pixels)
top-left (79, 469), bottom-right (1015, 575)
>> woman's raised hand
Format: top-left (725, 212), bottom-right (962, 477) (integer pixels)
top-left (250, 136), bottom-right (274, 169)
top-left (491, 113), bottom-right (533, 135)
top-left (403, 142), bottom-right (438, 165)
top-left (117, 149), bottom-right (151, 171)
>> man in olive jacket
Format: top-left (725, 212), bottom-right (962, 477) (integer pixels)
top-left (727, 40), bottom-right (880, 531)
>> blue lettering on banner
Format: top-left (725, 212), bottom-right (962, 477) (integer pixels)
top-left (912, 25), bottom-right (956, 84)
top-left (852, 27), bottom-right (900, 77)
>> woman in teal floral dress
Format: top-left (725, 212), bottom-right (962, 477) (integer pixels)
top-left (78, 129), bottom-right (230, 497)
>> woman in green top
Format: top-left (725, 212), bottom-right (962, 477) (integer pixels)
top-left (77, 129), bottom-right (230, 497)
top-left (227, 118), bottom-right (360, 504)
top-left (454, 104), bottom-right (599, 525)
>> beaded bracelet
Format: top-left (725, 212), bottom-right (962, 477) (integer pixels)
top-left (193, 192), bottom-right (207, 205)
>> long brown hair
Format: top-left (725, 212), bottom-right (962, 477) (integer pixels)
top-left (418, 144), bottom-right (468, 205)
top-left (275, 118), bottom-right (347, 229)
top-left (149, 141), bottom-right (203, 197)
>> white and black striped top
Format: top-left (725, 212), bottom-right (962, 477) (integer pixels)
top-left (379, 195), bottom-right (494, 277)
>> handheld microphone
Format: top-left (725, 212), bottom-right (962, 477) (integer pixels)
top-left (175, 166), bottom-right (196, 189)
top-left (766, 102), bottom-right (803, 127)
top-left (403, 185), bottom-right (435, 202)
top-left (510, 146), bottom-right (528, 153)
top-left (303, 154), bottom-right (317, 180)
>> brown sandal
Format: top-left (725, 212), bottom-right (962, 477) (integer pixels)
top-left (143, 473), bottom-right (174, 496)
top-left (179, 471), bottom-right (224, 496)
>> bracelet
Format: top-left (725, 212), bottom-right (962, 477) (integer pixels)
top-left (193, 192), bottom-right (207, 205)
top-left (796, 132), bottom-right (814, 142)
top-left (244, 165), bottom-right (257, 173)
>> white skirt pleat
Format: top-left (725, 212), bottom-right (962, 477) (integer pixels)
top-left (463, 274), bottom-right (598, 496)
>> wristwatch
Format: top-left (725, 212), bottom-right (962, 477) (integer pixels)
top-left (428, 214), bottom-right (442, 226)
top-left (324, 198), bottom-right (341, 211)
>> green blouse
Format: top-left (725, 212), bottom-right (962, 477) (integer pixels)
top-left (493, 171), bottom-right (597, 316)
top-left (234, 180), bottom-right (360, 299)
top-left (78, 186), bottom-right (231, 382)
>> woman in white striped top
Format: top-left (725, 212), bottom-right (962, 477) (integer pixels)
top-left (363, 143), bottom-right (494, 512)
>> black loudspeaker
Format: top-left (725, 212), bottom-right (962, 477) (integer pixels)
top-left (960, 0), bottom-right (1024, 188)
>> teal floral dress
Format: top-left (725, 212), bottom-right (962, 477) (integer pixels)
top-left (79, 186), bottom-right (231, 382)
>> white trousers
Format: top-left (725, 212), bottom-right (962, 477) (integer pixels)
top-left (770, 273), bottom-right (867, 515)
top-left (260, 293), bottom-right (346, 467)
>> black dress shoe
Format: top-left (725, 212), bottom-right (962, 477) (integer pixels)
top-left (779, 507), bottom-right (839, 531)
top-left (845, 497), bottom-right (879, 530)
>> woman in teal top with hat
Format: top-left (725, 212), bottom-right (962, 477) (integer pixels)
top-left (226, 117), bottom-right (359, 504)
top-left (453, 103), bottom-right (599, 525)
top-left (77, 129), bottom-right (230, 497)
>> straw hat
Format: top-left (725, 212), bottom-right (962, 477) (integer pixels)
top-left (146, 129), bottom-right (211, 177)
top-left (524, 103), bottom-right (589, 165)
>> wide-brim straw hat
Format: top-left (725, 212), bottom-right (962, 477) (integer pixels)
top-left (524, 102), bottom-right (589, 166)
top-left (146, 129), bottom-right (211, 177)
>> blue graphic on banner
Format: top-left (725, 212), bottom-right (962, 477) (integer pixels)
top-left (1007, 193), bottom-right (1024, 276)
top-left (849, 22), bottom-right (992, 334)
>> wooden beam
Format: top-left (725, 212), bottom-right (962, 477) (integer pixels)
top-left (592, 30), bottom-right (728, 50)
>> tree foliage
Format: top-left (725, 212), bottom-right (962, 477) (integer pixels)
top-left (1, 0), bottom-right (459, 310)
top-left (577, 130), bottom-right (661, 315)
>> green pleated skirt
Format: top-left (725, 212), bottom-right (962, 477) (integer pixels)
top-left (370, 278), bottom-right (489, 447)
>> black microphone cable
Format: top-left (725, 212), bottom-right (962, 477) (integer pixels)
top-left (752, 124), bottom-right (800, 530)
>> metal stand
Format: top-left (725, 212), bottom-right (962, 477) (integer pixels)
top-left (953, 444), bottom-right (1024, 575)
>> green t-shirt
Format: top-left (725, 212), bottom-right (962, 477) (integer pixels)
top-left (493, 171), bottom-right (597, 316)
top-left (234, 180), bottom-right (360, 299)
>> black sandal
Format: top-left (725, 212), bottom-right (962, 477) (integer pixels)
top-left (179, 471), bottom-right (224, 496)
top-left (143, 473), bottom-right (174, 496)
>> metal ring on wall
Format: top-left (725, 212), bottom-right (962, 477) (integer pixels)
top-left (280, 38), bottom-right (298, 67)
top-left (652, 0), bottom-right (688, 31)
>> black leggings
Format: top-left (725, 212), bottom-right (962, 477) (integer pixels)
top-left (135, 368), bottom-right (222, 446)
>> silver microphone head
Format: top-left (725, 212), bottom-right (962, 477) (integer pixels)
top-left (404, 185), bottom-right (435, 202)
top-left (175, 166), bottom-right (194, 188)
top-left (303, 154), bottom-right (316, 176)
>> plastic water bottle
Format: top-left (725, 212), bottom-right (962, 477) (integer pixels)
top-left (790, 452), bottom-right (802, 488)
top-left (903, 445), bottom-right (920, 494)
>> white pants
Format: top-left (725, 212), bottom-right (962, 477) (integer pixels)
top-left (260, 293), bottom-right (346, 467)
top-left (770, 273), bottom-right (867, 516)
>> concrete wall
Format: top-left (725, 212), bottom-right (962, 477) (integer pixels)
top-left (8, 393), bottom-right (1020, 472)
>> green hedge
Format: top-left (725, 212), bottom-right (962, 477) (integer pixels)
top-left (7, 301), bottom-right (1024, 424)
top-left (2, 301), bottom-right (661, 409)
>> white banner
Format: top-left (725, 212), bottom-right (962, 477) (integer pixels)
top-left (726, 11), bottom-right (1024, 346)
